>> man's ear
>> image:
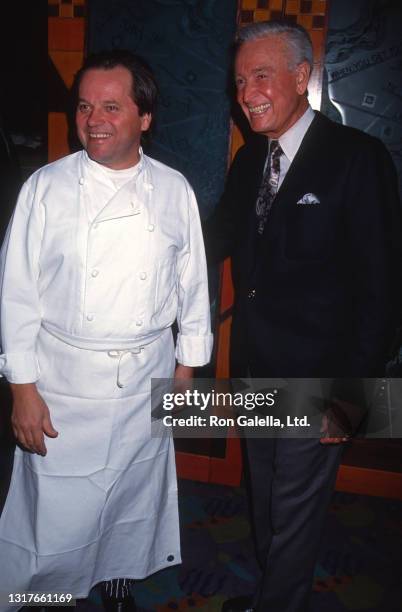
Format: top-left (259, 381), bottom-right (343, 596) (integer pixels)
top-left (295, 61), bottom-right (311, 95)
top-left (140, 113), bottom-right (152, 132)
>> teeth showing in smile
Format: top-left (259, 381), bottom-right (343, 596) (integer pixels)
top-left (89, 133), bottom-right (111, 139)
top-left (248, 103), bottom-right (270, 114)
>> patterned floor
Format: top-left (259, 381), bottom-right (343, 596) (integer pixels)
top-left (84, 479), bottom-right (402, 612)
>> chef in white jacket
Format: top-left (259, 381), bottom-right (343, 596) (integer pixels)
top-left (0, 50), bottom-right (212, 611)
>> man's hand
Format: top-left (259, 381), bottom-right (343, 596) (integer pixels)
top-left (174, 364), bottom-right (194, 379)
top-left (10, 383), bottom-right (58, 456)
top-left (320, 413), bottom-right (349, 444)
top-left (320, 393), bottom-right (367, 445)
top-left (173, 364), bottom-right (194, 399)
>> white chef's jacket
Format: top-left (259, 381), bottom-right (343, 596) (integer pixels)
top-left (0, 149), bottom-right (213, 380)
top-left (0, 149), bottom-right (212, 602)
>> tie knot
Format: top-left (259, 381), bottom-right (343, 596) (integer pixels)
top-left (270, 140), bottom-right (282, 159)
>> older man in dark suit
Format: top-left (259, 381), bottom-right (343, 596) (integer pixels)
top-left (206, 20), bottom-right (401, 612)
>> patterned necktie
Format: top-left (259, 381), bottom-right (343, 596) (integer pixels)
top-left (255, 140), bottom-right (283, 234)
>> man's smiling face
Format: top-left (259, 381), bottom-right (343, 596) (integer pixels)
top-left (76, 65), bottom-right (151, 170)
top-left (235, 35), bottom-right (310, 139)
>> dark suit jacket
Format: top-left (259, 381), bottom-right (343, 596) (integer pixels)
top-left (206, 111), bottom-right (402, 379)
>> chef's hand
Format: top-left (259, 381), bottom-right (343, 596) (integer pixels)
top-left (174, 364), bottom-right (194, 379)
top-left (10, 383), bottom-right (58, 456)
top-left (174, 364), bottom-right (194, 399)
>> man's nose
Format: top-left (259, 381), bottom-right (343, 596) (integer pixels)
top-left (87, 107), bottom-right (104, 125)
top-left (244, 81), bottom-right (257, 102)
top-left (239, 80), bottom-right (256, 105)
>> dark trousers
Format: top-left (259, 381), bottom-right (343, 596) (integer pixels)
top-left (244, 437), bottom-right (343, 612)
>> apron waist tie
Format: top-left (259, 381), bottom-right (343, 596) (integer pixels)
top-left (107, 348), bottom-right (143, 388)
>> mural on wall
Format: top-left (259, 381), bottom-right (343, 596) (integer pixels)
top-left (322, 0), bottom-right (402, 197)
top-left (87, 0), bottom-right (238, 220)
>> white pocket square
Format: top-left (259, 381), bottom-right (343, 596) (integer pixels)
top-left (297, 193), bottom-right (320, 205)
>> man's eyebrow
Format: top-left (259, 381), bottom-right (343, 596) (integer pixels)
top-left (252, 65), bottom-right (272, 73)
top-left (77, 98), bottom-right (119, 104)
top-left (235, 65), bottom-right (272, 77)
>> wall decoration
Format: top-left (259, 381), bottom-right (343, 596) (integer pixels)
top-left (322, 0), bottom-right (402, 196)
top-left (87, 0), bottom-right (238, 220)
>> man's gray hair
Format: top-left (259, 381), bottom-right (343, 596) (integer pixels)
top-left (236, 20), bottom-right (313, 71)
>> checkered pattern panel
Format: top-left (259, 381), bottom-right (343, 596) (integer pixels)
top-left (240, 0), bottom-right (327, 31)
top-left (287, 0), bottom-right (326, 30)
top-left (48, 0), bottom-right (86, 18)
top-left (240, 0), bottom-right (285, 25)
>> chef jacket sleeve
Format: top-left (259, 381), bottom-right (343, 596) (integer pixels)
top-left (0, 179), bottom-right (44, 383)
top-left (175, 181), bottom-right (213, 367)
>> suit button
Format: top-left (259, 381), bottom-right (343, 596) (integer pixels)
top-left (248, 289), bottom-right (256, 298)
top-left (167, 554), bottom-right (174, 562)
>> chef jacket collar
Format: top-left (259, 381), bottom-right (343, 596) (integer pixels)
top-left (84, 148), bottom-right (145, 189)
top-left (79, 149), bottom-right (155, 224)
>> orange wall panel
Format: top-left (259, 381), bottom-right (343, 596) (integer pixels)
top-left (48, 4), bottom-right (86, 162)
top-left (49, 50), bottom-right (83, 89)
top-left (48, 112), bottom-right (70, 162)
top-left (48, 17), bottom-right (85, 51)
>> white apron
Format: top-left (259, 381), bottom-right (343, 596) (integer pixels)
top-left (0, 326), bottom-right (180, 605)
